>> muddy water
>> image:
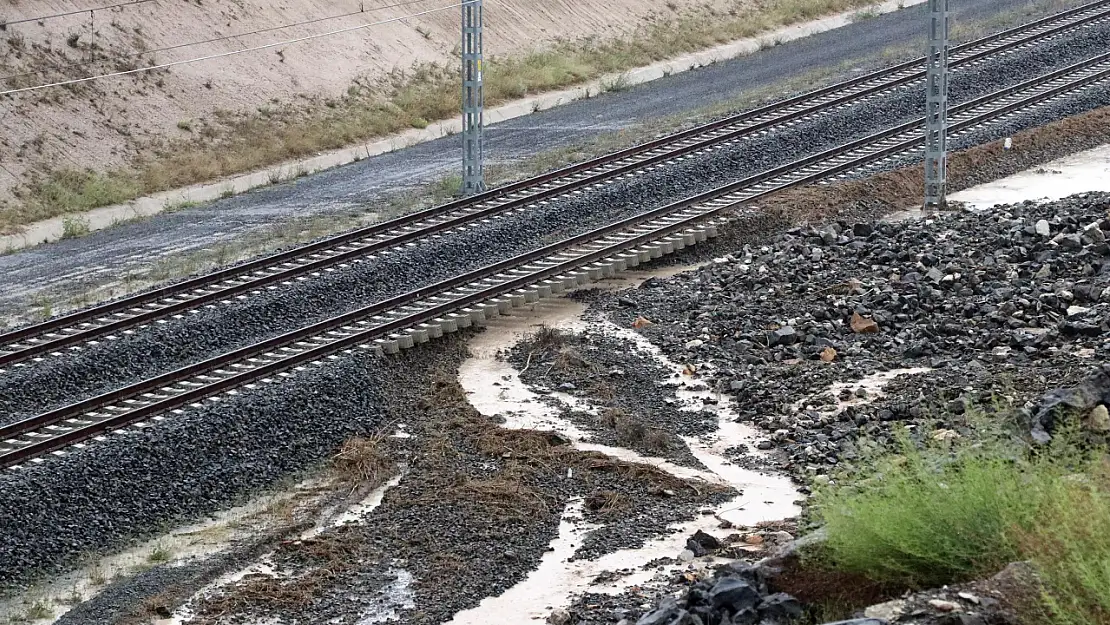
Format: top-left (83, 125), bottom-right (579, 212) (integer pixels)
top-left (0, 477), bottom-right (335, 625)
top-left (451, 271), bottom-right (801, 625)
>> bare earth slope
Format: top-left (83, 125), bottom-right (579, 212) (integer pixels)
top-left (0, 0), bottom-right (737, 202)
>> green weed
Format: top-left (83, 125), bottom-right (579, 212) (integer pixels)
top-left (811, 428), bottom-right (1110, 624)
top-left (60, 214), bottom-right (91, 239)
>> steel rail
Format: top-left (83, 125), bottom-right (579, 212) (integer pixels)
top-left (5, 50), bottom-right (1110, 468)
top-left (2, 0), bottom-right (1109, 368)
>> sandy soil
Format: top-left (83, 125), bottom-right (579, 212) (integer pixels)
top-left (0, 0), bottom-right (738, 200)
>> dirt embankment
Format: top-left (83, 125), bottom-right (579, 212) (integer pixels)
top-left (0, 0), bottom-right (738, 205)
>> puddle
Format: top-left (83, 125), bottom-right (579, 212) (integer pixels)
top-left (355, 568), bottom-right (415, 625)
top-left (297, 470), bottom-right (406, 540)
top-left (886, 143), bottom-right (1110, 222)
top-left (948, 143), bottom-right (1110, 210)
top-left (453, 270), bottom-right (801, 624)
top-left (164, 471), bottom-right (406, 624)
top-left (794, 367), bottom-right (933, 416)
top-left (0, 478), bottom-right (336, 624)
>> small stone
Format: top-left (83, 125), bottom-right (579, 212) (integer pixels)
top-left (1084, 222), bottom-right (1107, 243)
top-left (758, 593), bottom-right (804, 621)
top-left (685, 339), bottom-right (704, 349)
top-left (1035, 219), bottom-right (1051, 236)
top-left (677, 549), bottom-right (696, 562)
top-left (928, 599), bottom-right (960, 612)
top-left (771, 326), bottom-right (797, 346)
top-left (1088, 405), bottom-right (1110, 432)
top-left (756, 440), bottom-right (773, 450)
top-left (853, 223), bottom-right (874, 237)
top-left (1057, 234), bottom-right (1084, 250)
top-left (926, 267), bottom-right (944, 282)
top-left (811, 248), bottom-right (823, 262)
top-left (820, 347), bottom-right (837, 362)
top-left (548, 608), bottom-right (573, 625)
top-left (730, 380), bottom-right (744, 391)
top-left (850, 312), bottom-right (879, 334)
top-left (1067, 305), bottom-right (1091, 318)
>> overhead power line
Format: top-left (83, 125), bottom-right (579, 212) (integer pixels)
top-left (0, 1), bottom-right (476, 97)
top-left (0, 0), bottom-right (440, 83)
top-left (1, 0), bottom-right (156, 28)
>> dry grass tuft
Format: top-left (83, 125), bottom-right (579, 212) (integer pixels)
top-left (331, 434), bottom-right (394, 487)
top-left (452, 475), bottom-right (555, 519)
top-left (600, 407), bottom-right (670, 451)
top-left (195, 536), bottom-right (355, 617)
top-left (584, 490), bottom-right (631, 515)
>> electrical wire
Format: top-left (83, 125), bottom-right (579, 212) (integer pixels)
top-left (0, 0), bottom-right (475, 97)
top-left (2, 0), bottom-right (156, 28)
top-left (0, 0), bottom-right (441, 83)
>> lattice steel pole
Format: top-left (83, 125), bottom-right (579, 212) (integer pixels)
top-left (461, 0), bottom-right (486, 196)
top-left (924, 0), bottom-right (950, 210)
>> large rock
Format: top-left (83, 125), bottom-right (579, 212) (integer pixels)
top-left (1029, 365), bottom-right (1110, 442)
top-left (709, 577), bottom-right (761, 613)
top-left (757, 593), bottom-right (804, 622)
top-left (636, 598), bottom-right (693, 625)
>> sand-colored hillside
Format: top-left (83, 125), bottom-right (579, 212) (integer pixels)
top-left (0, 0), bottom-right (742, 204)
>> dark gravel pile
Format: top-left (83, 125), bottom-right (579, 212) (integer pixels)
top-left (593, 193), bottom-right (1110, 479)
top-left (5, 26), bottom-right (1110, 422)
top-left (176, 349), bottom-right (731, 625)
top-left (506, 328), bottom-right (718, 469)
top-left (0, 338), bottom-right (406, 587)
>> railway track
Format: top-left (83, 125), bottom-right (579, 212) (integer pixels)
top-left (2, 0), bottom-right (1110, 369)
top-left (4, 49), bottom-right (1110, 469)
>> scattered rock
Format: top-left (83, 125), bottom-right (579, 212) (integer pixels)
top-left (548, 607), bottom-right (574, 625)
top-left (1088, 404), bottom-right (1110, 432)
top-left (850, 312), bottom-right (880, 334)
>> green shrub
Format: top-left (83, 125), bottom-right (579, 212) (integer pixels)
top-left (810, 430), bottom-right (1110, 624)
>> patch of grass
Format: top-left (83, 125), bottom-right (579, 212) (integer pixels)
top-left (13, 599), bottom-right (52, 621)
top-left (3, 170), bottom-right (138, 233)
top-left (810, 428), bottom-right (1110, 624)
top-left (60, 214), bottom-right (90, 239)
top-left (849, 7), bottom-right (880, 21)
top-left (161, 197), bottom-right (200, 212)
top-left (147, 543), bottom-right (173, 563)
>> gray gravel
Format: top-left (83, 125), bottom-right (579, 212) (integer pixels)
top-left (5, 23), bottom-right (1110, 423)
top-left (596, 193), bottom-right (1110, 482)
top-left (507, 328), bottom-right (717, 469)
